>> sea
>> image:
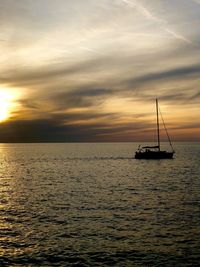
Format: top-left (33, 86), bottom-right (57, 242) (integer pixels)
top-left (0, 142), bottom-right (199, 266)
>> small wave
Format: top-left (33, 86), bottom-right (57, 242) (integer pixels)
top-left (64, 156), bottom-right (133, 161)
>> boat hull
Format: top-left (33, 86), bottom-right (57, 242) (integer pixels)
top-left (135, 151), bottom-right (174, 159)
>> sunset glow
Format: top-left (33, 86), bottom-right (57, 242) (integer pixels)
top-left (0, 90), bottom-right (14, 122)
top-left (0, 0), bottom-right (199, 142)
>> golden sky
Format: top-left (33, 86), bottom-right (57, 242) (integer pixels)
top-left (0, 0), bottom-right (200, 142)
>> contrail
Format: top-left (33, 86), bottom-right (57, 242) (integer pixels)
top-left (121, 0), bottom-right (192, 44)
top-left (165, 28), bottom-right (192, 44)
top-left (121, 0), bottom-right (164, 23)
top-left (192, 0), bottom-right (200, 4)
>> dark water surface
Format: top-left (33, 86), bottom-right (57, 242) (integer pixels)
top-left (0, 142), bottom-right (199, 266)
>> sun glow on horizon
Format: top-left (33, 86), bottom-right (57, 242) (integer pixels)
top-left (0, 90), bottom-right (17, 122)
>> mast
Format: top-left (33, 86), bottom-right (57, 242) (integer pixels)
top-left (159, 107), bottom-right (175, 153)
top-left (156, 99), bottom-right (160, 151)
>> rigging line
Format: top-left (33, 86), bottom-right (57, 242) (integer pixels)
top-left (159, 107), bottom-right (175, 152)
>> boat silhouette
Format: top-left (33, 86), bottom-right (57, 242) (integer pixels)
top-left (135, 99), bottom-right (175, 159)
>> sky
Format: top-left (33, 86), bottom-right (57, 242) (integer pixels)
top-left (0, 0), bottom-right (200, 142)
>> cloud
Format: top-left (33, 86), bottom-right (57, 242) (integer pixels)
top-left (129, 64), bottom-right (200, 84)
top-left (0, 0), bottom-right (199, 141)
top-left (50, 87), bottom-right (114, 110)
top-left (0, 56), bottom-right (108, 86)
top-left (0, 115), bottom-right (154, 142)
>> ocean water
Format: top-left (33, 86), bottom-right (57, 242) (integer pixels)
top-left (0, 142), bottom-right (199, 266)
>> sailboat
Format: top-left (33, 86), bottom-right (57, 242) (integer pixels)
top-left (135, 99), bottom-right (175, 159)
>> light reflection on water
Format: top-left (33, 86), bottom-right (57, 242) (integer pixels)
top-left (0, 143), bottom-right (199, 266)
